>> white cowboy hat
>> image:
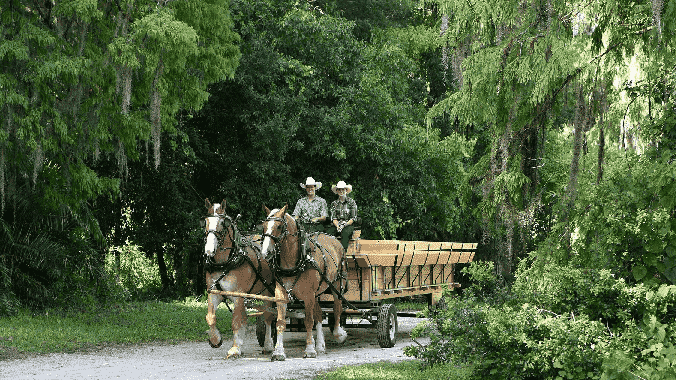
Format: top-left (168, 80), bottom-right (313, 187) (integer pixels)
top-left (300, 177), bottom-right (322, 190)
top-left (331, 180), bottom-right (353, 194)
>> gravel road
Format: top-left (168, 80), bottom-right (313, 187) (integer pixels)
top-left (0, 317), bottom-right (429, 380)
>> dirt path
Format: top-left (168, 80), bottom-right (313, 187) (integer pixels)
top-left (0, 317), bottom-right (429, 380)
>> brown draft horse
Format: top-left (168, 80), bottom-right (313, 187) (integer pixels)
top-left (204, 199), bottom-right (277, 358)
top-left (260, 204), bottom-right (348, 361)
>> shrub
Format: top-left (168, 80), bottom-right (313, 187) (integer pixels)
top-left (406, 261), bottom-right (676, 379)
top-left (105, 244), bottom-right (163, 300)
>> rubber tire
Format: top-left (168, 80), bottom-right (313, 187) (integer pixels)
top-left (256, 315), bottom-right (277, 348)
top-left (376, 303), bottom-right (398, 348)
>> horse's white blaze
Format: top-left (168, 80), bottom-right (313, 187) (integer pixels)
top-left (261, 209), bottom-right (280, 255)
top-left (205, 232), bottom-right (217, 256)
top-left (206, 216), bottom-right (220, 231)
top-left (212, 203), bottom-right (222, 214)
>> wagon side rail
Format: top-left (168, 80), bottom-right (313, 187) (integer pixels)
top-left (334, 237), bottom-right (477, 305)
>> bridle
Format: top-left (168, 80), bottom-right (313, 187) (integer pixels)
top-left (262, 212), bottom-right (336, 292)
top-left (261, 215), bottom-right (292, 245)
top-left (204, 211), bottom-right (275, 298)
top-left (261, 212), bottom-right (300, 263)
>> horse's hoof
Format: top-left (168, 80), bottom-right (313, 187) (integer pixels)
top-left (226, 348), bottom-right (242, 359)
top-left (271, 353), bottom-right (286, 361)
top-left (334, 327), bottom-right (348, 344)
top-left (208, 337), bottom-right (223, 348)
top-left (303, 350), bottom-right (317, 358)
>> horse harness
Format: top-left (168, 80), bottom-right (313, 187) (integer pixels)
top-left (205, 213), bottom-right (276, 300)
top-left (262, 214), bottom-right (357, 310)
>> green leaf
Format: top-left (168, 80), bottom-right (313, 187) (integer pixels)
top-left (633, 265), bottom-right (648, 281)
top-left (667, 246), bottom-right (676, 258)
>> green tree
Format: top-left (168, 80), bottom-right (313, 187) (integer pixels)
top-left (427, 0), bottom-right (676, 279)
top-left (0, 0), bottom-right (240, 311)
top-left (186, 0), bottom-right (475, 244)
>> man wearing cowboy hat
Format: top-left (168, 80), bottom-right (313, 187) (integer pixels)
top-left (292, 177), bottom-right (329, 233)
top-left (327, 181), bottom-right (359, 251)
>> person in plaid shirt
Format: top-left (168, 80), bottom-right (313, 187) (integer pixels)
top-left (327, 181), bottom-right (359, 251)
top-left (292, 177), bottom-right (329, 233)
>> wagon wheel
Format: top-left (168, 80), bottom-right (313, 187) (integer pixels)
top-left (376, 303), bottom-right (398, 348)
top-left (256, 315), bottom-right (277, 348)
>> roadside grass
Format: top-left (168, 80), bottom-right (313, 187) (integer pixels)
top-left (1, 298), bottom-right (458, 378)
top-left (0, 298), bottom-right (230, 357)
top-left (313, 360), bottom-right (474, 380)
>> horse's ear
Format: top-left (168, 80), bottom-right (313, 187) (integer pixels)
top-left (263, 204), bottom-right (270, 215)
top-left (221, 199), bottom-right (227, 210)
top-left (205, 198), bottom-right (212, 210)
top-left (281, 203), bottom-right (288, 214)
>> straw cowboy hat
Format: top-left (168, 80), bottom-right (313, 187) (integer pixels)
top-left (331, 181), bottom-right (353, 194)
top-left (300, 177), bottom-right (322, 190)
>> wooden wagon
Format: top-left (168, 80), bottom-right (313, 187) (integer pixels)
top-left (247, 230), bottom-right (477, 348)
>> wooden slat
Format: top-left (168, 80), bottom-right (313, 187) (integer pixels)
top-left (458, 251), bottom-right (472, 263)
top-left (356, 240), bottom-right (399, 253)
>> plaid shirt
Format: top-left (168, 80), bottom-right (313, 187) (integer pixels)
top-left (292, 196), bottom-right (328, 223)
top-left (330, 197), bottom-right (359, 223)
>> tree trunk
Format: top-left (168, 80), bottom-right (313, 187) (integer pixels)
top-left (566, 85), bottom-right (585, 206)
top-left (597, 123), bottom-right (605, 184)
top-left (156, 250), bottom-right (172, 292)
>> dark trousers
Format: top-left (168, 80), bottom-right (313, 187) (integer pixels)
top-left (326, 224), bottom-right (354, 251)
top-left (301, 222), bottom-right (325, 234)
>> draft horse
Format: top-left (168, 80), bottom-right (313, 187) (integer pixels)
top-left (203, 199), bottom-right (277, 358)
top-left (260, 204), bottom-right (348, 361)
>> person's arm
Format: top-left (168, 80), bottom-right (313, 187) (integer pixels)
top-left (318, 198), bottom-right (329, 222)
top-left (329, 201), bottom-right (338, 225)
top-left (347, 198), bottom-right (358, 225)
top-left (291, 199), bottom-right (302, 219)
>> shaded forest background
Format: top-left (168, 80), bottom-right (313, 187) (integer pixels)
top-left (1, 0), bottom-right (675, 314)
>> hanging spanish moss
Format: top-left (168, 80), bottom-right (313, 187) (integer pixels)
top-left (32, 143), bottom-right (43, 187)
top-left (1, 147), bottom-right (5, 214)
top-left (121, 66), bottom-right (132, 116)
top-left (652, 0), bottom-right (663, 40)
top-left (440, 14), bottom-right (449, 85)
top-left (116, 139), bottom-right (128, 179)
top-left (150, 62), bottom-right (164, 169)
top-left (451, 47), bottom-right (464, 89)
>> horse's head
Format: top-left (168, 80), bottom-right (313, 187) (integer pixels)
top-left (204, 198), bottom-right (234, 258)
top-left (260, 204), bottom-right (294, 260)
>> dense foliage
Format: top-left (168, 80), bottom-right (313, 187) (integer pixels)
top-left (2, 0), bottom-right (676, 376)
top-left (407, 261), bottom-right (676, 379)
top-left (1, 0), bottom-right (240, 311)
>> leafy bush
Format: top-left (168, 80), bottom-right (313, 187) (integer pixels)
top-left (406, 261), bottom-right (676, 379)
top-left (105, 244), bottom-right (163, 300)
